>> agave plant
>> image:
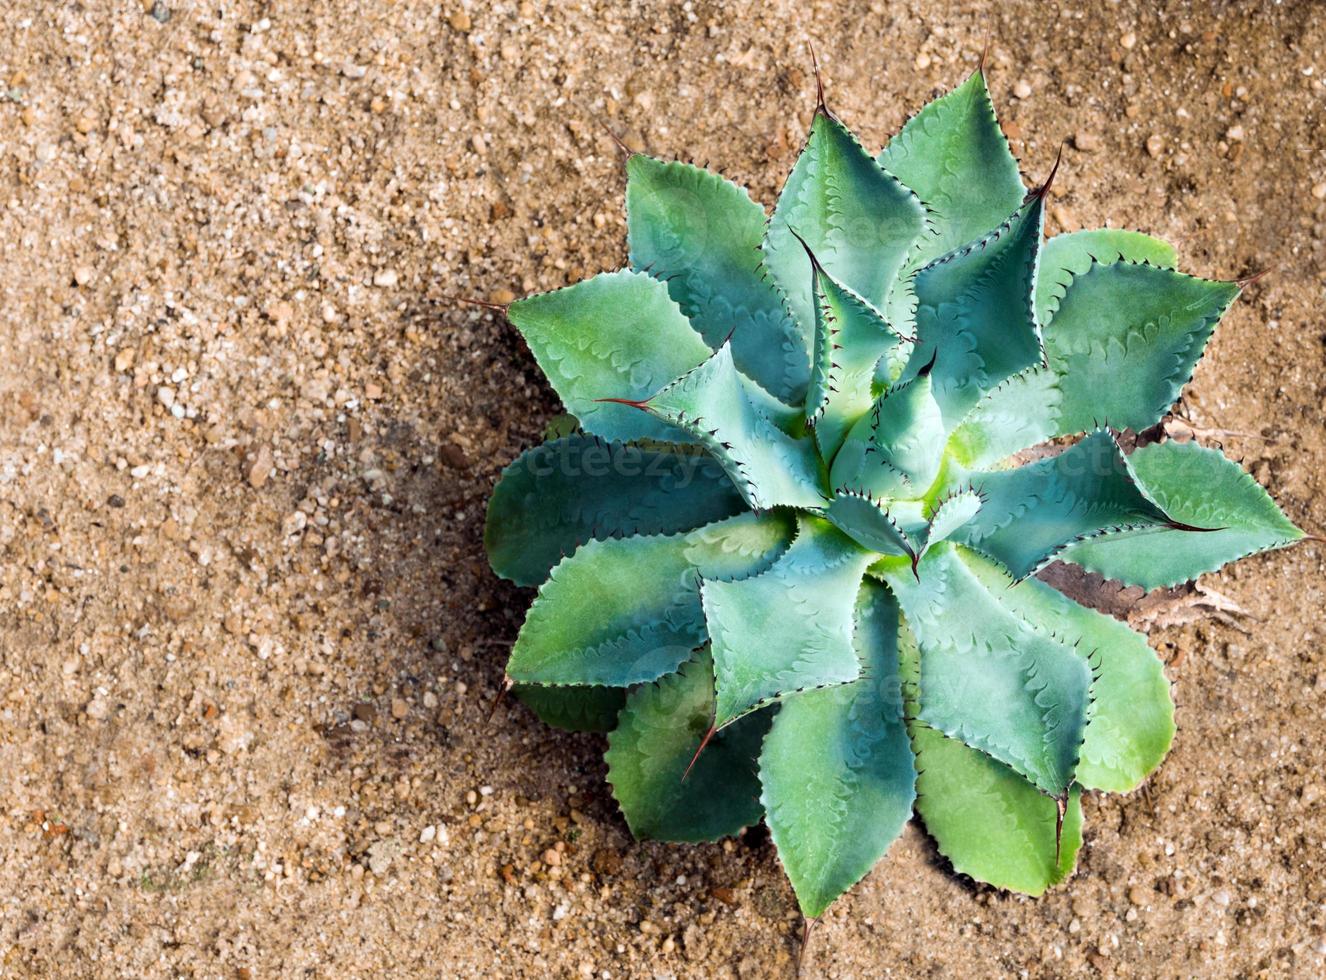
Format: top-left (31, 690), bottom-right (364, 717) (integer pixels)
top-left (482, 62), bottom-right (1302, 925)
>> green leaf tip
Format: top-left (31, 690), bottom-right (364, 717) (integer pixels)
top-left (485, 61), bottom-right (1305, 926)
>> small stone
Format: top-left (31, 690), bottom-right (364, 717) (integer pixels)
top-left (73, 114), bottom-right (96, 135)
top-left (365, 382), bottom-right (384, 400)
top-left (914, 52), bottom-right (931, 70)
top-left (246, 445), bottom-right (274, 488)
top-left (1146, 134), bottom-right (1165, 158)
top-left (1013, 79), bottom-right (1032, 99)
top-left (373, 269), bottom-right (398, 288)
top-left (150, 2), bottom-right (171, 24)
top-left (1302, 783), bottom-right (1323, 805)
top-left (490, 287), bottom-right (516, 306)
top-left (710, 885), bottom-right (738, 906)
top-left (420, 825), bottom-right (437, 844)
top-left (1120, 31), bottom-right (1137, 50)
top-left (543, 848), bottom-right (561, 867)
top-left (114, 347), bottom-right (135, 372)
top-left (1225, 124), bottom-right (1244, 142)
top-left (391, 698), bottom-right (409, 720)
top-left (1128, 884), bottom-right (1150, 906)
top-left (1073, 131), bottom-right (1102, 153)
top-left (1312, 182), bottom-right (1326, 201)
top-left (85, 696), bottom-right (110, 720)
top-left (157, 386), bottom-right (176, 408)
top-left (367, 840), bottom-right (396, 875)
top-left (1212, 888), bottom-right (1232, 907)
top-left (591, 848), bottom-right (623, 875)
top-left (73, 265), bottom-right (94, 286)
top-left (449, 9), bottom-right (472, 31)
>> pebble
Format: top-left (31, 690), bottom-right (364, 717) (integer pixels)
top-left (157, 386), bottom-right (176, 409)
top-left (1226, 124), bottom-right (1245, 142)
top-left (73, 265), bottom-right (94, 286)
top-left (85, 696), bottom-right (110, 720)
top-left (449, 9), bottom-right (472, 32)
top-left (373, 269), bottom-right (399, 288)
top-left (1312, 181), bottom-right (1326, 201)
top-left (543, 848), bottom-right (561, 867)
top-left (1146, 134), bottom-right (1165, 158)
top-left (114, 347), bottom-right (135, 372)
top-left (914, 52), bottom-right (931, 70)
top-left (1120, 31), bottom-right (1137, 50)
top-left (1013, 79), bottom-right (1032, 99)
top-left (420, 825), bottom-right (437, 844)
top-left (391, 698), bottom-right (409, 719)
top-left (1212, 888), bottom-right (1232, 907)
top-left (1073, 131), bottom-right (1102, 153)
top-left (1128, 884), bottom-right (1150, 906)
top-left (246, 445), bottom-right (274, 488)
top-left (367, 840), bottom-right (395, 875)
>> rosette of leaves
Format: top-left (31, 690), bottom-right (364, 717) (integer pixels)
top-left (482, 65), bottom-right (1303, 922)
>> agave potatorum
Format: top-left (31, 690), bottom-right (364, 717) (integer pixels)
top-left (482, 64), bottom-right (1303, 920)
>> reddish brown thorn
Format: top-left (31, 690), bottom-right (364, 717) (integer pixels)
top-left (449, 295), bottom-right (510, 314)
top-left (1237, 267), bottom-right (1273, 289)
top-left (1053, 795), bottom-right (1067, 865)
top-left (910, 552), bottom-right (921, 582)
top-left (681, 725), bottom-right (716, 783)
top-left (797, 917), bottom-right (818, 977)
top-left (979, 36), bottom-right (992, 75)
top-left (594, 396), bottom-right (651, 410)
top-left (598, 117), bottom-right (634, 158)
top-left (1167, 520), bottom-right (1225, 534)
top-left (1032, 142), bottom-right (1065, 200)
top-left (486, 675), bottom-right (514, 726)
top-left (787, 227), bottom-right (824, 272)
top-left (809, 42), bottom-right (827, 116)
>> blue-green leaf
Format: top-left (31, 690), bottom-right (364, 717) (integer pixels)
top-left (764, 111), bottom-right (925, 349)
top-left (508, 269), bottom-right (712, 443)
top-left (704, 516), bottom-right (875, 727)
top-left (879, 71), bottom-right (1026, 264)
top-left (759, 581), bottom-right (916, 918)
top-left (1036, 228), bottom-right (1177, 326)
top-left (879, 545), bottom-right (1091, 797)
top-left (954, 430), bottom-right (1176, 580)
top-left (1044, 263), bottom-right (1240, 435)
top-left (627, 156), bottom-right (809, 402)
top-left (899, 628), bottom-right (1083, 895)
top-left (485, 435), bottom-right (746, 586)
top-left (831, 370), bottom-right (946, 500)
top-left (507, 513), bottom-right (793, 688)
top-left (946, 366), bottom-right (1063, 470)
top-left (822, 490), bottom-right (916, 560)
top-left (513, 684), bottom-right (626, 733)
top-left (804, 248), bottom-right (903, 461)
top-left (960, 550), bottom-right (1174, 793)
top-left (905, 192), bottom-right (1047, 428)
top-left (1060, 440), bottom-right (1304, 590)
top-left (606, 647), bottom-right (769, 842)
top-left (637, 344), bottom-right (826, 510)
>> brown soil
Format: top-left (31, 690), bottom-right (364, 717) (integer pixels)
top-left (2, 1), bottom-right (1324, 977)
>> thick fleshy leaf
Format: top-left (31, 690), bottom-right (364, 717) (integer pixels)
top-left (880, 71), bottom-right (1025, 261)
top-left (1035, 228), bottom-right (1176, 326)
top-left (760, 581), bottom-right (916, 918)
top-left (831, 370), bottom-right (946, 500)
top-left (637, 344), bottom-right (826, 510)
top-left (627, 156), bottom-right (808, 402)
top-left (946, 366), bottom-right (1063, 469)
top-left (804, 252), bottom-right (903, 461)
top-left (763, 110), bottom-right (926, 348)
top-left (507, 513), bottom-right (793, 687)
top-left (955, 430), bottom-right (1175, 580)
top-left (703, 516), bottom-right (875, 727)
top-left (508, 269), bottom-right (712, 443)
top-left (960, 550), bottom-right (1174, 792)
top-left (606, 648), bottom-right (769, 842)
top-left (916, 489), bottom-right (983, 557)
top-left (486, 435), bottom-right (746, 586)
top-left (823, 490), bottom-right (915, 560)
top-left (905, 192), bottom-right (1047, 428)
top-left (1059, 440), bottom-right (1304, 590)
top-left (899, 629), bottom-right (1083, 895)
top-left (513, 684), bottom-right (626, 733)
top-left (879, 545), bottom-right (1091, 796)
top-left (1044, 262), bottom-right (1240, 434)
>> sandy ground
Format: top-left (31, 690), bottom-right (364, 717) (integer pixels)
top-left (2, 1), bottom-right (1324, 977)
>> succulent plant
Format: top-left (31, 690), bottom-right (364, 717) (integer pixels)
top-left (482, 62), bottom-right (1303, 926)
